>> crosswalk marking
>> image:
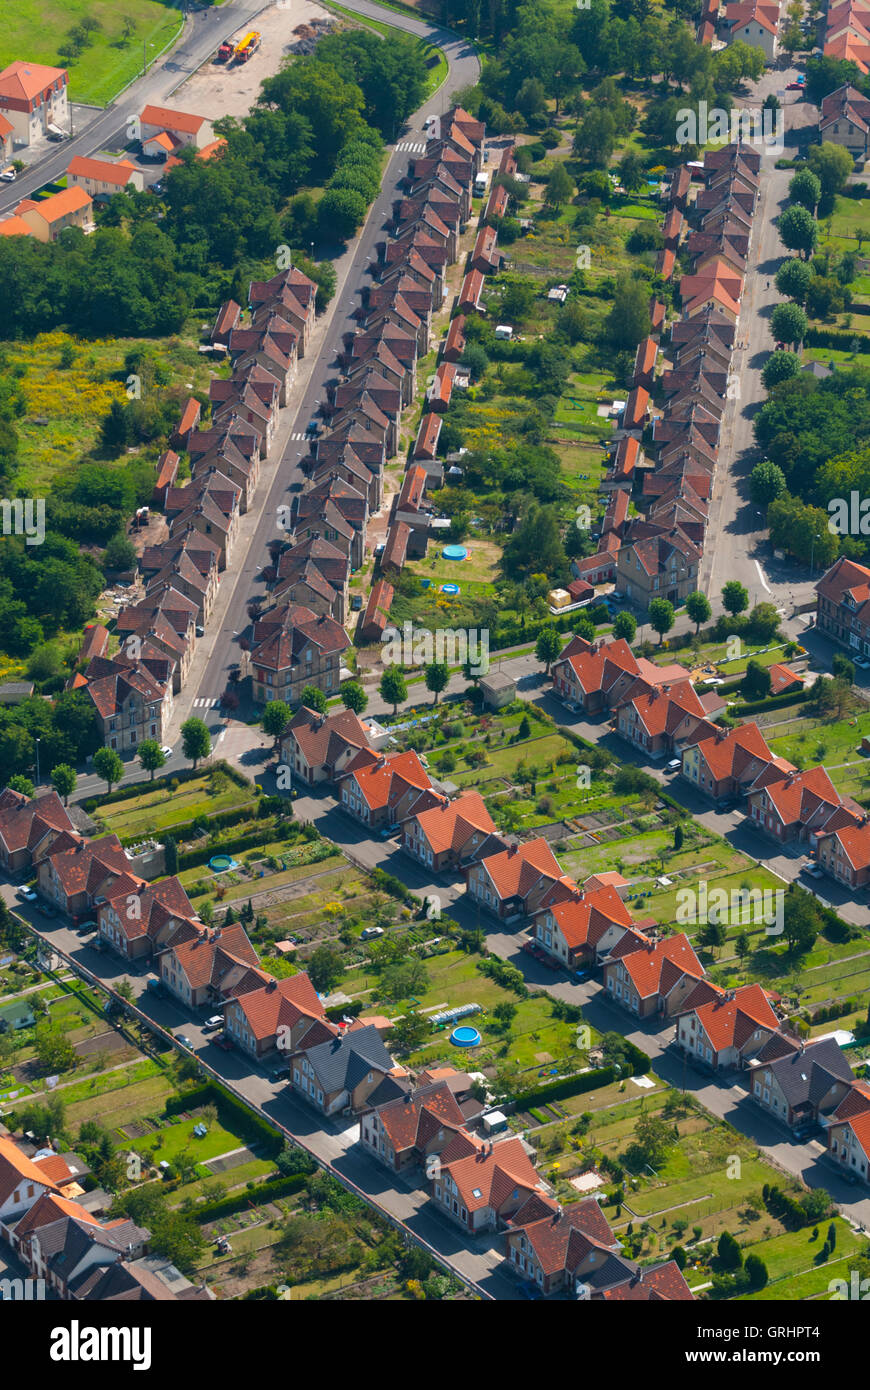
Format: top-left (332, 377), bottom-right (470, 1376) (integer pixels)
top-left (192, 697), bottom-right (220, 709)
top-left (396, 141), bottom-right (427, 153)
top-left (289, 432), bottom-right (310, 441)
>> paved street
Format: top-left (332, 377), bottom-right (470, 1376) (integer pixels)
top-left (700, 75), bottom-right (822, 616)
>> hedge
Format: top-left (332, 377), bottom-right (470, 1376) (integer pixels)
top-left (804, 326), bottom-right (870, 352)
top-left (193, 1172), bottom-right (308, 1223)
top-left (512, 1065), bottom-right (615, 1110)
top-left (729, 687), bottom-right (812, 716)
top-left (176, 823), bottom-right (308, 872)
top-left (370, 867), bottom-right (417, 906)
top-left (165, 1081), bottom-right (283, 1157)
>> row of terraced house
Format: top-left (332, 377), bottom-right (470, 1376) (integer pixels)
top-left (581, 144), bottom-right (759, 617)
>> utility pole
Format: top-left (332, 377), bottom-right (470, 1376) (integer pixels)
top-left (34, 736), bottom-right (40, 786)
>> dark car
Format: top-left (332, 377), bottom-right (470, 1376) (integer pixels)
top-left (214, 1034), bottom-right (233, 1051)
top-left (305, 418), bottom-right (321, 438)
top-left (228, 665), bottom-right (241, 683)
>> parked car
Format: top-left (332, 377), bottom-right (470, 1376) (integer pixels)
top-left (854, 656), bottom-right (870, 671)
top-left (665, 758), bottom-right (682, 773)
top-left (15, 886), bottom-right (38, 903)
top-left (572, 969), bottom-right (590, 983)
top-left (0, 166), bottom-right (16, 182)
top-left (802, 862), bottom-right (824, 880)
top-left (38, 903), bottom-right (56, 919)
top-left (77, 920), bottom-right (97, 936)
top-left (176, 1033), bottom-right (194, 1048)
top-left (203, 1014), bottom-right (224, 1031)
top-left (214, 1034), bottom-right (233, 1051)
top-left (160, 745), bottom-right (173, 758)
top-left (563, 700), bottom-right (581, 714)
top-left (786, 80), bottom-right (803, 90)
top-left (146, 979), bottom-right (164, 995)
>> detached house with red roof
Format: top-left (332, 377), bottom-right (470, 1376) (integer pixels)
top-left (466, 837), bottom-right (568, 923)
top-left (139, 104), bottom-right (214, 153)
top-left (0, 1134), bottom-right (65, 1236)
top-left (338, 748), bottom-right (440, 831)
top-left (816, 554), bottom-right (870, 659)
top-left (680, 721), bottom-right (782, 802)
top-left (675, 982), bottom-right (782, 1070)
top-left (531, 882), bottom-right (634, 969)
top-left (97, 876), bottom-right (200, 962)
top-left (825, 1081), bottom-right (870, 1184)
top-left (816, 813), bottom-right (870, 889)
top-left (0, 61), bottom-right (68, 145)
top-left (430, 1130), bottom-right (551, 1233)
top-left (550, 636), bottom-right (640, 715)
top-left (159, 923), bottom-right (263, 1010)
top-left (745, 764), bottom-right (858, 845)
top-left (615, 679), bottom-right (722, 759)
top-left (360, 1080), bottom-right (473, 1174)
top-left (279, 705), bottom-right (373, 786)
top-left (224, 971), bottom-right (333, 1061)
top-left (402, 790), bottom-right (499, 872)
top-left (37, 835), bottom-right (143, 925)
top-left (0, 787), bottom-right (76, 874)
top-left (602, 931), bottom-right (705, 1019)
top-left (721, 0), bottom-right (780, 61)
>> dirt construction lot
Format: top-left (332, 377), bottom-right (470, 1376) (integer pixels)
top-left (175, 0), bottom-right (338, 121)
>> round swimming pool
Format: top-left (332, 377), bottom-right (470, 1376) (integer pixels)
top-left (450, 1025), bottom-right (482, 1047)
top-left (209, 855), bottom-right (233, 872)
top-left (442, 545), bottom-right (468, 561)
top-left (441, 583), bottom-right (460, 595)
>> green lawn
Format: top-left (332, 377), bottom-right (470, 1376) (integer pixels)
top-left (96, 773), bottom-right (258, 839)
top-left (0, 0), bottom-right (184, 107)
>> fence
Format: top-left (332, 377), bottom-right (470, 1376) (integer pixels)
top-left (6, 909), bottom-right (492, 1300)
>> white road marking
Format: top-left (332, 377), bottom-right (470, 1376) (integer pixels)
top-left (754, 560), bottom-right (771, 594)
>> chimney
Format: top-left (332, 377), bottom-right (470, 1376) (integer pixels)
top-left (266, 978), bottom-right (278, 993)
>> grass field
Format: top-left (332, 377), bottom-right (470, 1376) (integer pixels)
top-left (5, 330), bottom-right (214, 496)
top-left (96, 773), bottom-right (258, 840)
top-left (0, 0), bottom-right (184, 107)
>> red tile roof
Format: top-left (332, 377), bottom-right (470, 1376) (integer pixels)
top-left (411, 792), bottom-right (496, 855)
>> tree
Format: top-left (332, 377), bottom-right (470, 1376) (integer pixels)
top-left (573, 107), bottom-right (616, 166)
top-left (775, 257), bottom-right (813, 305)
top-left (93, 746), bottom-right (124, 794)
top-left (647, 598), bottom-right (674, 645)
top-left (741, 659), bottom-right (771, 701)
top-left (379, 665), bottom-right (407, 715)
top-left (618, 149), bottom-right (646, 192)
top-left (722, 581), bottom-right (749, 617)
top-left (717, 1230), bottom-right (743, 1270)
top-left (771, 301), bottom-right (809, 349)
top-left (832, 652), bottom-right (855, 683)
top-left (180, 717), bottom-right (211, 769)
top-left (341, 681), bottom-right (368, 714)
top-left (634, 1113), bottom-right (673, 1167)
top-left (735, 930), bottom-right (750, 964)
top-left (425, 661), bottom-right (449, 705)
top-left (613, 611), bottom-right (637, 642)
top-left (744, 1254), bottom-right (768, 1290)
top-left (544, 162), bottom-right (573, 210)
top-left (138, 740), bottom-right (166, 782)
top-left (535, 626), bottom-right (562, 673)
top-left (34, 1024), bottom-right (76, 1075)
top-left (307, 943), bottom-right (344, 994)
top-left (750, 459), bottom-right (785, 508)
top-left (300, 684), bottom-right (327, 713)
top-left (807, 141), bottom-right (854, 210)
top-left (50, 763), bottom-right (76, 805)
top-left (262, 700), bottom-right (291, 743)
top-left (317, 186), bottom-right (367, 240)
top-left (502, 502), bottom-right (567, 581)
top-left (761, 351), bottom-right (801, 391)
top-left (685, 591), bottom-right (712, 633)
top-left (604, 275), bottom-right (651, 352)
top-left (7, 774), bottom-right (34, 797)
top-left (788, 168), bottom-right (821, 214)
top-left (778, 205), bottom-right (817, 261)
top-left (698, 919), bottom-right (726, 956)
top-left (493, 1000), bottom-right (517, 1030)
top-left (783, 887), bottom-right (819, 954)
top-left (390, 1009), bottom-right (429, 1052)
top-left (674, 823), bottom-right (684, 851)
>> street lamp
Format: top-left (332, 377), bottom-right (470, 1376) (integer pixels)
top-left (810, 532), bottom-right (821, 576)
top-left (34, 736), bottom-right (40, 787)
top-left (143, 41), bottom-right (155, 77)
